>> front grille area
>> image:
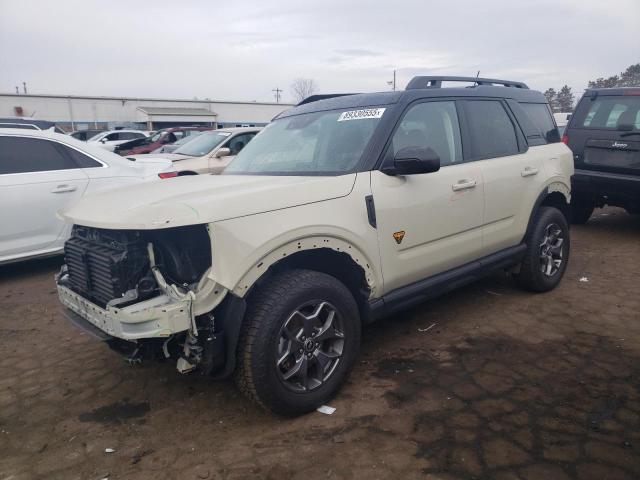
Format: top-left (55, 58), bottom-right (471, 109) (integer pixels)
top-left (64, 226), bottom-right (151, 308)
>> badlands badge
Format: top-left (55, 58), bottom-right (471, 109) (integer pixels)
top-left (393, 231), bottom-right (405, 244)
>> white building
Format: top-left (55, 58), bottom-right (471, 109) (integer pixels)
top-left (0, 93), bottom-right (293, 131)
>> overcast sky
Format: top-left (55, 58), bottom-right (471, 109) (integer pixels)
top-left (1, 0), bottom-right (638, 103)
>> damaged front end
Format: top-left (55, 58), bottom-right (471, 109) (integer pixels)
top-left (56, 224), bottom-right (244, 378)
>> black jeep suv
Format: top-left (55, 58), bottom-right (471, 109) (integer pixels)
top-left (564, 88), bottom-right (640, 223)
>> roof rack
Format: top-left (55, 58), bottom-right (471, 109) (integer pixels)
top-left (406, 76), bottom-right (529, 90)
top-left (296, 93), bottom-right (359, 106)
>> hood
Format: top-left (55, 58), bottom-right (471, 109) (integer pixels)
top-left (60, 174), bottom-right (357, 230)
top-left (128, 153), bottom-right (192, 162)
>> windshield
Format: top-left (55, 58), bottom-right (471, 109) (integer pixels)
top-left (174, 131), bottom-right (230, 156)
top-left (225, 108), bottom-right (385, 175)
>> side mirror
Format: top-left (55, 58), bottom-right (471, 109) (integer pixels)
top-left (382, 147), bottom-right (441, 176)
top-left (100, 138), bottom-right (107, 144)
top-left (215, 147), bottom-right (231, 158)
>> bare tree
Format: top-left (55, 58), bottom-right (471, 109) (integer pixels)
top-left (290, 78), bottom-right (318, 103)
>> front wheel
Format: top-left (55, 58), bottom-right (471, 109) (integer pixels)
top-left (235, 269), bottom-right (361, 415)
top-left (515, 206), bottom-right (570, 292)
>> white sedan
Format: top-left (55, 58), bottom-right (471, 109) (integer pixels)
top-left (87, 129), bottom-right (149, 152)
top-left (0, 128), bottom-right (177, 265)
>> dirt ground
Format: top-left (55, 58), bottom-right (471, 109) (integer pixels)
top-left (1, 207), bottom-right (639, 480)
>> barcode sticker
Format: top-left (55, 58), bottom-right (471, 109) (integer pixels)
top-left (338, 108), bottom-right (386, 122)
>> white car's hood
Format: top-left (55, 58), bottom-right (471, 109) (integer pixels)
top-left (61, 174), bottom-right (357, 229)
top-left (128, 153), bottom-right (193, 162)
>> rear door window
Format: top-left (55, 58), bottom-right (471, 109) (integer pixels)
top-left (0, 137), bottom-right (78, 174)
top-left (463, 100), bottom-right (519, 159)
top-left (58, 144), bottom-right (103, 168)
top-left (520, 103), bottom-right (560, 143)
top-left (579, 96), bottom-right (640, 129)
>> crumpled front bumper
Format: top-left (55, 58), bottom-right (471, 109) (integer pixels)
top-left (57, 283), bottom-right (193, 341)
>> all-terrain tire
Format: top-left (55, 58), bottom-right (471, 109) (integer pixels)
top-left (515, 206), bottom-right (570, 292)
top-left (235, 269), bottom-right (361, 415)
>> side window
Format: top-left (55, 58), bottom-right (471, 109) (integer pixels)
top-left (520, 103), bottom-right (560, 143)
top-left (388, 101), bottom-right (463, 166)
top-left (58, 144), bottom-right (102, 168)
top-left (464, 100), bottom-right (519, 159)
top-left (105, 133), bottom-right (119, 141)
top-left (227, 133), bottom-right (256, 155)
top-left (173, 131), bottom-right (185, 140)
top-left (0, 137), bottom-right (77, 174)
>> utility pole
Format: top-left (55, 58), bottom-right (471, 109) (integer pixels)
top-left (15, 86), bottom-right (19, 94)
top-left (386, 70), bottom-right (396, 91)
top-left (22, 82), bottom-right (27, 94)
top-left (272, 87), bottom-right (282, 103)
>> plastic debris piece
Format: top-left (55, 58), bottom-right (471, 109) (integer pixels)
top-left (317, 405), bottom-right (336, 415)
top-left (105, 448), bottom-right (116, 454)
top-left (579, 277), bottom-right (589, 282)
top-left (418, 323), bottom-right (437, 332)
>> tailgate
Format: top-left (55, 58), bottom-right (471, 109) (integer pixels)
top-left (583, 138), bottom-right (640, 170)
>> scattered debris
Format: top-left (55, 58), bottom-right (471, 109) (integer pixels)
top-left (104, 448), bottom-right (116, 454)
top-left (579, 277), bottom-right (589, 282)
top-left (418, 323), bottom-right (437, 332)
top-left (317, 405), bottom-right (336, 415)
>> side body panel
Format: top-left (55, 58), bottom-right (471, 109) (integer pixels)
top-left (479, 143), bottom-right (570, 255)
top-left (370, 167), bottom-right (485, 294)
top-left (209, 173), bottom-right (384, 298)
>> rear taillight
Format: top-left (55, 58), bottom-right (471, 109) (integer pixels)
top-left (158, 171), bottom-right (178, 179)
top-left (561, 134), bottom-right (569, 146)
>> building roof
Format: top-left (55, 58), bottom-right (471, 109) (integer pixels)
top-left (0, 92), bottom-right (293, 107)
top-left (137, 106), bottom-right (217, 117)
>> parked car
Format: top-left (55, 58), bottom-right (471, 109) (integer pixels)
top-left (56, 76), bottom-right (573, 415)
top-left (151, 131), bottom-right (204, 154)
top-left (130, 127), bottom-right (260, 175)
top-left (0, 117), bottom-right (66, 133)
top-left (69, 129), bottom-right (104, 141)
top-left (554, 112), bottom-right (572, 136)
top-left (114, 127), bottom-right (213, 156)
top-left (0, 128), bottom-right (177, 265)
top-left (87, 130), bottom-right (149, 152)
top-left (563, 87), bottom-right (640, 223)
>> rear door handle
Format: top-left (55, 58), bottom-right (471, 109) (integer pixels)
top-left (521, 166), bottom-right (539, 177)
top-left (452, 179), bottom-right (477, 191)
top-left (51, 184), bottom-right (77, 193)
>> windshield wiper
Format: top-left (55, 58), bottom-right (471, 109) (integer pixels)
top-left (620, 131), bottom-right (640, 137)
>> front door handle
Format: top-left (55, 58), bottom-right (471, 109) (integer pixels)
top-left (51, 184), bottom-right (77, 193)
top-left (452, 179), bottom-right (477, 191)
top-left (521, 166), bottom-right (539, 177)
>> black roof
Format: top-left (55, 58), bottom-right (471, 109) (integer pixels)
top-left (277, 76), bottom-right (546, 119)
top-left (583, 87), bottom-right (640, 97)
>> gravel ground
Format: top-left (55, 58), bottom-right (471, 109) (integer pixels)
top-left (1, 207), bottom-right (639, 480)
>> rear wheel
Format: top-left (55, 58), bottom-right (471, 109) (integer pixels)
top-left (570, 195), bottom-right (595, 224)
top-left (235, 269), bottom-right (360, 415)
top-left (515, 206), bottom-right (570, 292)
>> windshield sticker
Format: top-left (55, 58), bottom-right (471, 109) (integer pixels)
top-left (338, 108), bottom-right (386, 122)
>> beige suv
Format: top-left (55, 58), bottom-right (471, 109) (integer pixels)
top-left (131, 127), bottom-right (260, 175)
top-left (56, 76), bottom-right (573, 415)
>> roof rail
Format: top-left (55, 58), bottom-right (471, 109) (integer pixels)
top-left (296, 93), bottom-right (359, 106)
top-left (406, 76), bottom-right (529, 90)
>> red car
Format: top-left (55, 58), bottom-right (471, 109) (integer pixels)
top-left (114, 127), bottom-right (213, 155)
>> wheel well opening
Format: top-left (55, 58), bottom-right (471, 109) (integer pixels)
top-left (256, 248), bottom-right (371, 322)
top-left (541, 191), bottom-right (570, 221)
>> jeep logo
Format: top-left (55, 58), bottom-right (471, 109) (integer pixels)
top-left (612, 142), bottom-right (628, 149)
